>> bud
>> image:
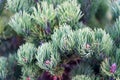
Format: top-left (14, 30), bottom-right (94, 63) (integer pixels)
top-left (86, 44), bottom-right (90, 49)
top-left (45, 60), bottom-right (51, 65)
top-left (23, 58), bottom-right (27, 63)
top-left (110, 63), bottom-right (117, 74)
top-left (26, 76), bottom-right (31, 80)
top-left (53, 76), bottom-right (57, 80)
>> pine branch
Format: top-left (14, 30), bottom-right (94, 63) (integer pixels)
top-left (56, 0), bottom-right (83, 26)
top-left (6, 0), bottom-right (35, 13)
top-left (32, 2), bottom-right (56, 29)
top-left (9, 11), bottom-right (32, 35)
top-left (17, 43), bottom-right (37, 66)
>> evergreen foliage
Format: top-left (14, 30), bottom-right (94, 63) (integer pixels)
top-left (32, 2), bottom-right (56, 28)
top-left (101, 48), bottom-right (120, 79)
top-left (6, 0), bottom-right (35, 13)
top-left (0, 0), bottom-right (120, 80)
top-left (35, 24), bottom-right (113, 76)
top-left (36, 42), bottom-right (60, 74)
top-left (0, 57), bottom-right (7, 80)
top-left (56, 0), bottom-right (83, 26)
top-left (107, 16), bottom-right (120, 47)
top-left (21, 64), bottom-right (41, 80)
top-left (42, 0), bottom-right (65, 5)
top-left (17, 43), bottom-right (37, 65)
top-left (111, 1), bottom-right (120, 21)
top-left (9, 11), bottom-right (32, 35)
top-left (0, 0), bottom-right (6, 15)
top-left (51, 24), bottom-right (75, 54)
top-left (72, 75), bottom-right (95, 80)
top-left (7, 0), bottom-right (83, 44)
top-left (7, 54), bottom-right (18, 79)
